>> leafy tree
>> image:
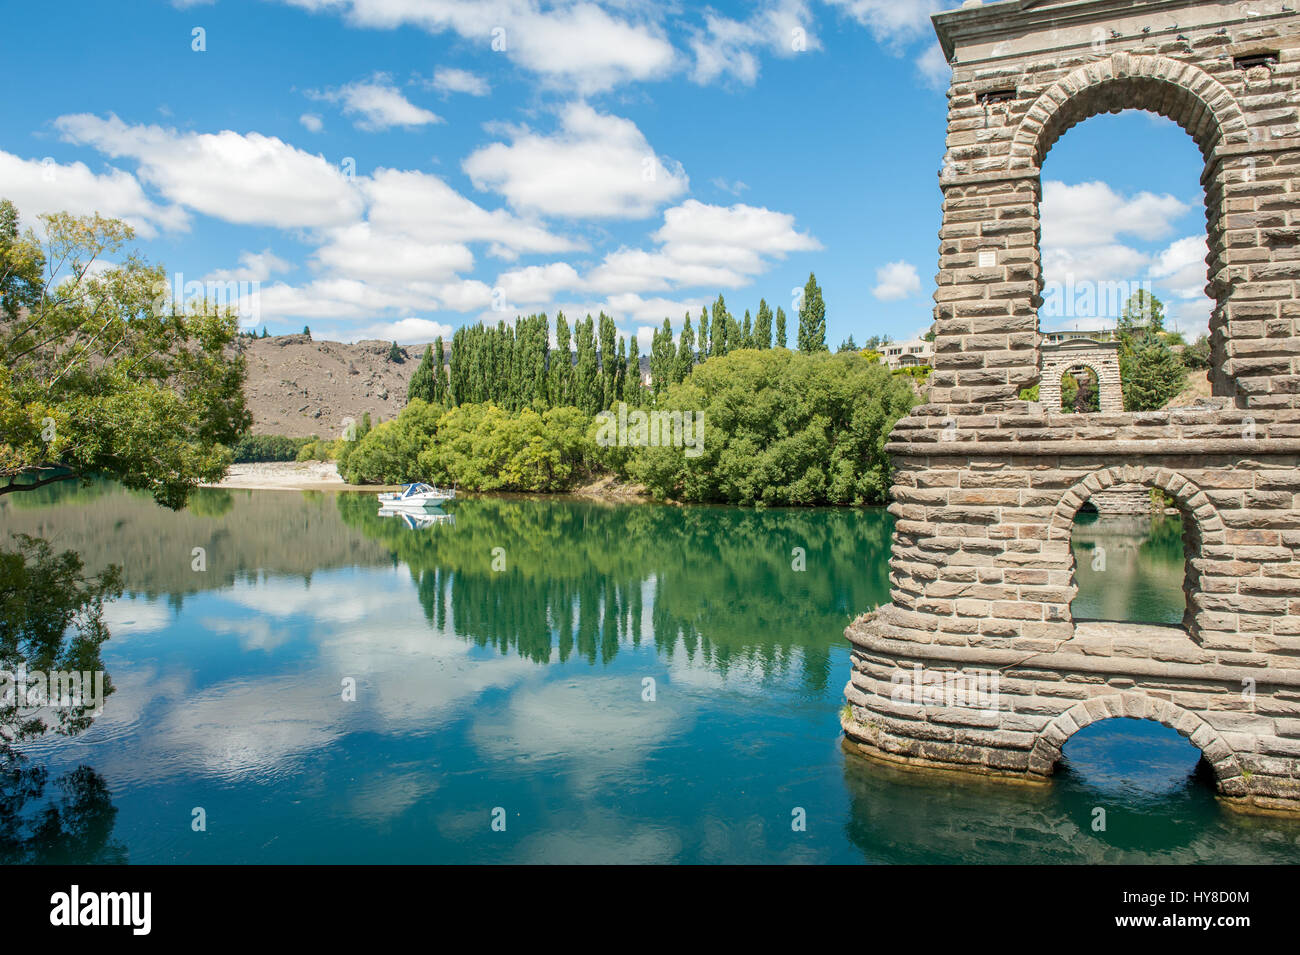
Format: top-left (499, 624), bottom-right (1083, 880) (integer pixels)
top-left (407, 345), bottom-right (437, 403)
top-left (387, 341), bottom-right (404, 363)
top-left (1183, 334), bottom-right (1211, 370)
top-left (677, 314), bottom-right (696, 382)
top-left (698, 306), bottom-right (710, 362)
top-left (775, 306), bottom-right (787, 348)
top-left (1121, 333), bottom-right (1186, 411)
top-left (0, 201), bottom-right (250, 508)
top-left (431, 336), bottom-right (448, 404)
top-left (754, 299), bottom-right (773, 349)
top-left (574, 315), bottom-right (600, 415)
top-left (633, 349), bottom-right (915, 506)
top-left (598, 312), bottom-right (618, 409)
top-left (551, 312), bottom-right (573, 407)
top-left (838, 335), bottom-right (859, 353)
top-left (1118, 288), bottom-right (1166, 336)
top-left (741, 310), bottom-right (753, 350)
top-left (625, 334), bottom-right (643, 404)
top-left (303, 326), bottom-right (311, 339)
top-left (797, 272), bottom-right (827, 353)
top-left (651, 318), bottom-right (675, 398)
top-left (712, 295), bottom-right (730, 357)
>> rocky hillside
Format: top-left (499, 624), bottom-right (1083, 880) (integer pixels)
top-left (236, 335), bottom-right (435, 438)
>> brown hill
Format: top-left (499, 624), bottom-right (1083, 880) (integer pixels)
top-left (236, 334), bottom-right (437, 438)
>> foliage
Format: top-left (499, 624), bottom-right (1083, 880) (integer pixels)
top-left (0, 534), bottom-right (120, 743)
top-left (341, 399), bottom-right (443, 485)
top-left (632, 349), bottom-right (915, 506)
top-left (295, 437), bottom-right (340, 461)
top-left (1182, 334), bottom-right (1211, 370)
top-left (796, 272), bottom-right (828, 353)
top-left (231, 434), bottom-right (311, 463)
top-left (418, 404), bottom-right (593, 493)
top-left (0, 200), bottom-right (250, 508)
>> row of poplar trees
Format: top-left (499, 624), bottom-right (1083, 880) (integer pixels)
top-left (406, 273), bottom-right (829, 414)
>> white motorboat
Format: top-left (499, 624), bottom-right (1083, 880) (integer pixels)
top-left (376, 483), bottom-right (456, 508)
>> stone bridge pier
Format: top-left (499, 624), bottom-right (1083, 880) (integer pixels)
top-left (843, 0), bottom-right (1300, 814)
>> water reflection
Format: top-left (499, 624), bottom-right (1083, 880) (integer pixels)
top-left (2, 484), bottom-right (1297, 863)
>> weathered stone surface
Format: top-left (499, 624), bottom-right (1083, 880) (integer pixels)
top-left (845, 0), bottom-right (1300, 816)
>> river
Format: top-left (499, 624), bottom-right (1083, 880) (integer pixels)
top-left (1, 483), bottom-right (1296, 863)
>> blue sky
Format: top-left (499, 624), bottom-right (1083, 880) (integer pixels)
top-left (0, 0), bottom-right (1213, 347)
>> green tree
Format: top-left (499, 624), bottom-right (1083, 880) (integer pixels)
top-left (633, 349), bottom-right (915, 506)
top-left (698, 306), bottom-right (710, 362)
top-left (677, 314), bottom-right (696, 382)
top-left (407, 344), bottom-right (437, 403)
top-left (598, 312), bottom-right (618, 410)
top-left (741, 310), bottom-right (753, 350)
top-left (0, 202), bottom-right (250, 508)
top-left (303, 325), bottom-right (312, 339)
top-left (775, 306), bottom-right (788, 348)
top-left (754, 299), bottom-right (772, 349)
top-left (1118, 288), bottom-right (1166, 336)
top-left (797, 272), bottom-right (827, 353)
top-left (388, 341), bottom-right (404, 363)
top-left (625, 334), bottom-right (643, 404)
top-left (431, 336), bottom-right (447, 404)
top-left (712, 295), bottom-right (730, 357)
top-left (575, 315), bottom-right (600, 415)
top-left (1121, 333), bottom-right (1186, 411)
top-left (551, 312), bottom-right (573, 408)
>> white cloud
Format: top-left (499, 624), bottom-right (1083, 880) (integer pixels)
top-left (463, 102), bottom-right (688, 219)
top-left (872, 260), bottom-right (921, 300)
top-left (823, 0), bottom-right (945, 47)
top-left (347, 317), bottom-right (457, 344)
top-left (314, 74), bottom-right (443, 131)
top-left (277, 0), bottom-right (676, 94)
top-left (0, 150), bottom-right (186, 238)
top-left (55, 113), bottom-right (364, 229)
top-left (299, 112), bottom-right (324, 132)
top-left (1040, 180), bottom-right (1190, 249)
top-left (495, 262), bottom-right (583, 305)
top-left (431, 67), bottom-right (490, 96)
top-left (1042, 244), bottom-right (1151, 286)
top-left (362, 167), bottom-right (580, 254)
top-left (1149, 235), bottom-right (1208, 299)
top-left (587, 199), bottom-right (820, 295)
top-left (689, 0), bottom-right (820, 85)
top-left (312, 222), bottom-right (474, 282)
top-left (205, 249), bottom-right (293, 283)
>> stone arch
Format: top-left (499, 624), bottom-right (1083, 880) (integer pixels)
top-left (1027, 695), bottom-right (1244, 791)
top-left (1047, 465), bottom-right (1226, 635)
top-left (1039, 340), bottom-right (1123, 413)
top-left (1010, 53), bottom-right (1248, 169)
top-left (1047, 465), bottom-right (1226, 543)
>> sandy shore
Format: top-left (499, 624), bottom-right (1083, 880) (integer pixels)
top-left (205, 461), bottom-right (382, 491)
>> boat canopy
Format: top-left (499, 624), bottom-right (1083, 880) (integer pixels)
top-left (400, 483), bottom-right (434, 498)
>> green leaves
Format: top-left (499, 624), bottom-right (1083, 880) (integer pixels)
top-left (0, 201), bottom-right (250, 509)
top-left (632, 349), bottom-right (915, 506)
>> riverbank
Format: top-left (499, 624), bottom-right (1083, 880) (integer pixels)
top-left (204, 461), bottom-right (370, 491)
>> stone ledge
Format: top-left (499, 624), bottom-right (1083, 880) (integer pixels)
top-left (845, 612), bottom-right (1300, 688)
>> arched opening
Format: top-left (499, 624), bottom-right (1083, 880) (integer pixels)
top-left (1070, 502), bottom-right (1189, 626)
top-left (1059, 364), bottom-right (1100, 413)
top-left (1059, 717), bottom-right (1211, 798)
top-left (1027, 60), bottom-right (1229, 402)
top-left (1051, 466), bottom-right (1227, 636)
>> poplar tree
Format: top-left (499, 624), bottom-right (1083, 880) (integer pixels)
top-left (407, 344), bottom-right (436, 403)
top-left (432, 336), bottom-right (447, 404)
top-left (575, 315), bottom-right (600, 415)
top-left (776, 307), bottom-right (788, 348)
top-left (698, 306), bottom-right (710, 362)
top-left (797, 272), bottom-right (827, 353)
top-left (626, 334), bottom-right (643, 404)
top-left (598, 311), bottom-right (618, 410)
top-left (755, 298), bottom-right (773, 349)
top-left (741, 310), bottom-right (753, 350)
top-left (551, 312), bottom-right (573, 407)
top-left (677, 314), bottom-right (696, 382)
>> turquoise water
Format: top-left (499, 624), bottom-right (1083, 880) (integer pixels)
top-left (1, 484), bottom-right (1297, 863)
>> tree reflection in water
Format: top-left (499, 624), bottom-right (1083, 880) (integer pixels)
top-left (0, 533), bottom-right (125, 864)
